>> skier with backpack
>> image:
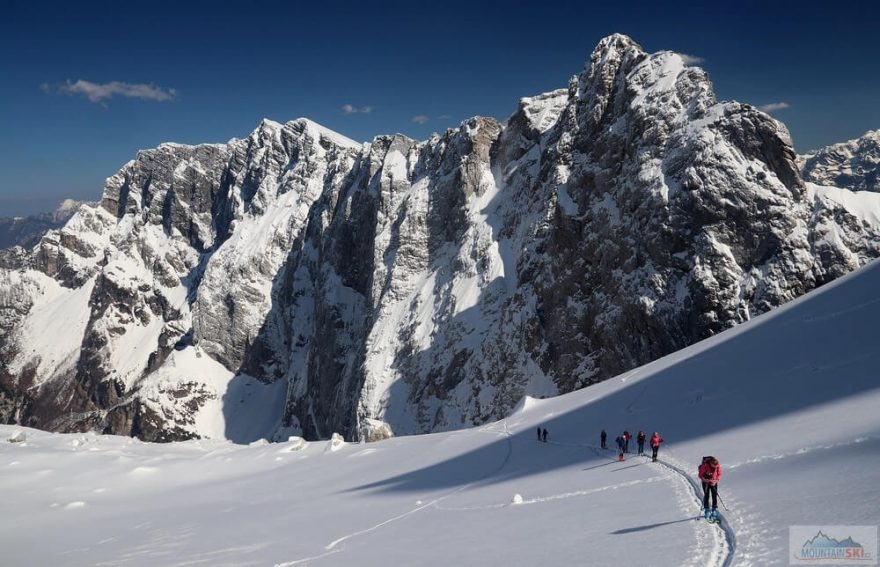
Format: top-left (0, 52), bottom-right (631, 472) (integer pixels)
top-left (623, 430), bottom-right (631, 453)
top-left (637, 430), bottom-right (646, 455)
top-left (615, 434), bottom-right (626, 461)
top-left (600, 429), bottom-right (607, 449)
top-left (650, 431), bottom-right (663, 462)
top-left (698, 456), bottom-right (722, 521)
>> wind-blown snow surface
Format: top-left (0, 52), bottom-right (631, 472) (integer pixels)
top-left (3, 257), bottom-right (879, 566)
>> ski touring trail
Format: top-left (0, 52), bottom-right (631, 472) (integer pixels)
top-left (648, 452), bottom-right (737, 567)
top-left (274, 420), bottom-right (516, 567)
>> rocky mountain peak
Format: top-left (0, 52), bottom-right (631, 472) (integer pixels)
top-left (800, 129), bottom-right (880, 192)
top-left (2, 36), bottom-right (879, 444)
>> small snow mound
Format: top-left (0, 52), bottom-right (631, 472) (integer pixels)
top-left (130, 466), bottom-right (158, 476)
top-left (65, 501), bottom-right (86, 510)
top-left (328, 433), bottom-right (345, 452)
top-left (278, 436), bottom-right (307, 453)
top-left (510, 396), bottom-right (538, 416)
top-left (7, 430), bottom-right (26, 443)
top-left (249, 438), bottom-right (270, 447)
top-left (512, 494), bottom-right (524, 505)
top-left (351, 448), bottom-right (379, 458)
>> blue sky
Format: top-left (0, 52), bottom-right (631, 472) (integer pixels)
top-left (1, 0), bottom-right (878, 216)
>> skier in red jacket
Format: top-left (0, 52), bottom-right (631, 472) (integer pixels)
top-left (698, 456), bottom-right (722, 520)
top-left (650, 432), bottom-right (663, 462)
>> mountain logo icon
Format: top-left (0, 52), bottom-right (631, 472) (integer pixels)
top-left (803, 531), bottom-right (864, 549)
top-left (794, 529), bottom-right (875, 562)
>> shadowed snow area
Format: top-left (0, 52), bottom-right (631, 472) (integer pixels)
top-left (2, 260), bottom-right (879, 566)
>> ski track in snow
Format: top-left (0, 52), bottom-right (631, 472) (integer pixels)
top-left (431, 476), bottom-right (666, 512)
top-left (276, 422), bottom-right (731, 566)
top-left (650, 452), bottom-right (737, 567)
top-left (540, 436), bottom-right (738, 567)
top-left (726, 435), bottom-right (873, 469)
top-left (274, 420), bottom-right (515, 567)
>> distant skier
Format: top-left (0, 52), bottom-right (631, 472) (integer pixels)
top-left (600, 429), bottom-right (607, 449)
top-left (623, 430), bottom-right (631, 453)
top-left (637, 430), bottom-right (646, 455)
top-left (542, 428), bottom-right (548, 443)
top-left (650, 431), bottom-right (663, 462)
top-left (615, 434), bottom-right (625, 461)
top-left (698, 456), bottom-right (722, 520)
top-left (537, 427), bottom-right (542, 441)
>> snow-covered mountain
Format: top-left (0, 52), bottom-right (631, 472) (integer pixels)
top-left (800, 129), bottom-right (880, 192)
top-left (2, 34), bottom-right (880, 443)
top-left (3, 252), bottom-right (879, 566)
top-left (0, 199), bottom-right (88, 250)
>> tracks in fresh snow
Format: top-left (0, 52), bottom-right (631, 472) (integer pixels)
top-left (581, 443), bottom-right (736, 567)
top-left (274, 419), bottom-right (515, 567)
top-left (274, 423), bottom-right (736, 567)
top-left (651, 454), bottom-right (737, 567)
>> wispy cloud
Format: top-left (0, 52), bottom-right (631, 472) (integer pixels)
top-left (411, 115), bottom-right (430, 124)
top-left (342, 104), bottom-right (373, 114)
top-left (679, 53), bottom-right (705, 65)
top-left (757, 102), bottom-right (790, 113)
top-left (48, 80), bottom-right (176, 104)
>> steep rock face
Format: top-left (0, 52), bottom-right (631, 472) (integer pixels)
top-left (800, 130), bottom-right (880, 192)
top-left (2, 34), bottom-right (880, 442)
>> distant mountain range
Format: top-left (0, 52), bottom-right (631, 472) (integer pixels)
top-left (800, 129), bottom-right (880, 192)
top-left (0, 199), bottom-right (90, 250)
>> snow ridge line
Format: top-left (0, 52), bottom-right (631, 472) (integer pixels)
top-left (651, 454), bottom-right (737, 567)
top-left (274, 420), bottom-right (514, 567)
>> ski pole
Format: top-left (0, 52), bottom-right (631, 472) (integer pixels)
top-left (717, 491), bottom-right (730, 512)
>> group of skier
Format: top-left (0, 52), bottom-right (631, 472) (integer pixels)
top-left (600, 429), bottom-right (663, 462)
top-left (536, 427), bottom-right (549, 442)
top-left (600, 429), bottom-right (723, 521)
top-left (539, 425), bottom-right (723, 523)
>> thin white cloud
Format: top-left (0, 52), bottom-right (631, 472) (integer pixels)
top-left (53, 80), bottom-right (176, 103)
top-left (679, 53), bottom-right (705, 65)
top-left (342, 104), bottom-right (373, 114)
top-left (411, 115), bottom-right (430, 124)
top-left (757, 102), bottom-right (790, 113)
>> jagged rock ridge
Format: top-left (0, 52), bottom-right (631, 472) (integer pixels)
top-left (800, 129), bottom-right (880, 192)
top-left (2, 34), bottom-right (880, 442)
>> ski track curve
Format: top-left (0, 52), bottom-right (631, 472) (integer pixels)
top-left (274, 418), bottom-right (737, 567)
top-left (274, 419), bottom-right (514, 567)
top-left (579, 441), bottom-right (737, 567)
top-left (651, 451), bottom-right (737, 567)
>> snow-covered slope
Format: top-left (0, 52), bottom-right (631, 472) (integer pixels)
top-left (800, 129), bottom-right (880, 192)
top-left (3, 257), bottom-right (879, 566)
top-left (2, 34), bottom-right (880, 442)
